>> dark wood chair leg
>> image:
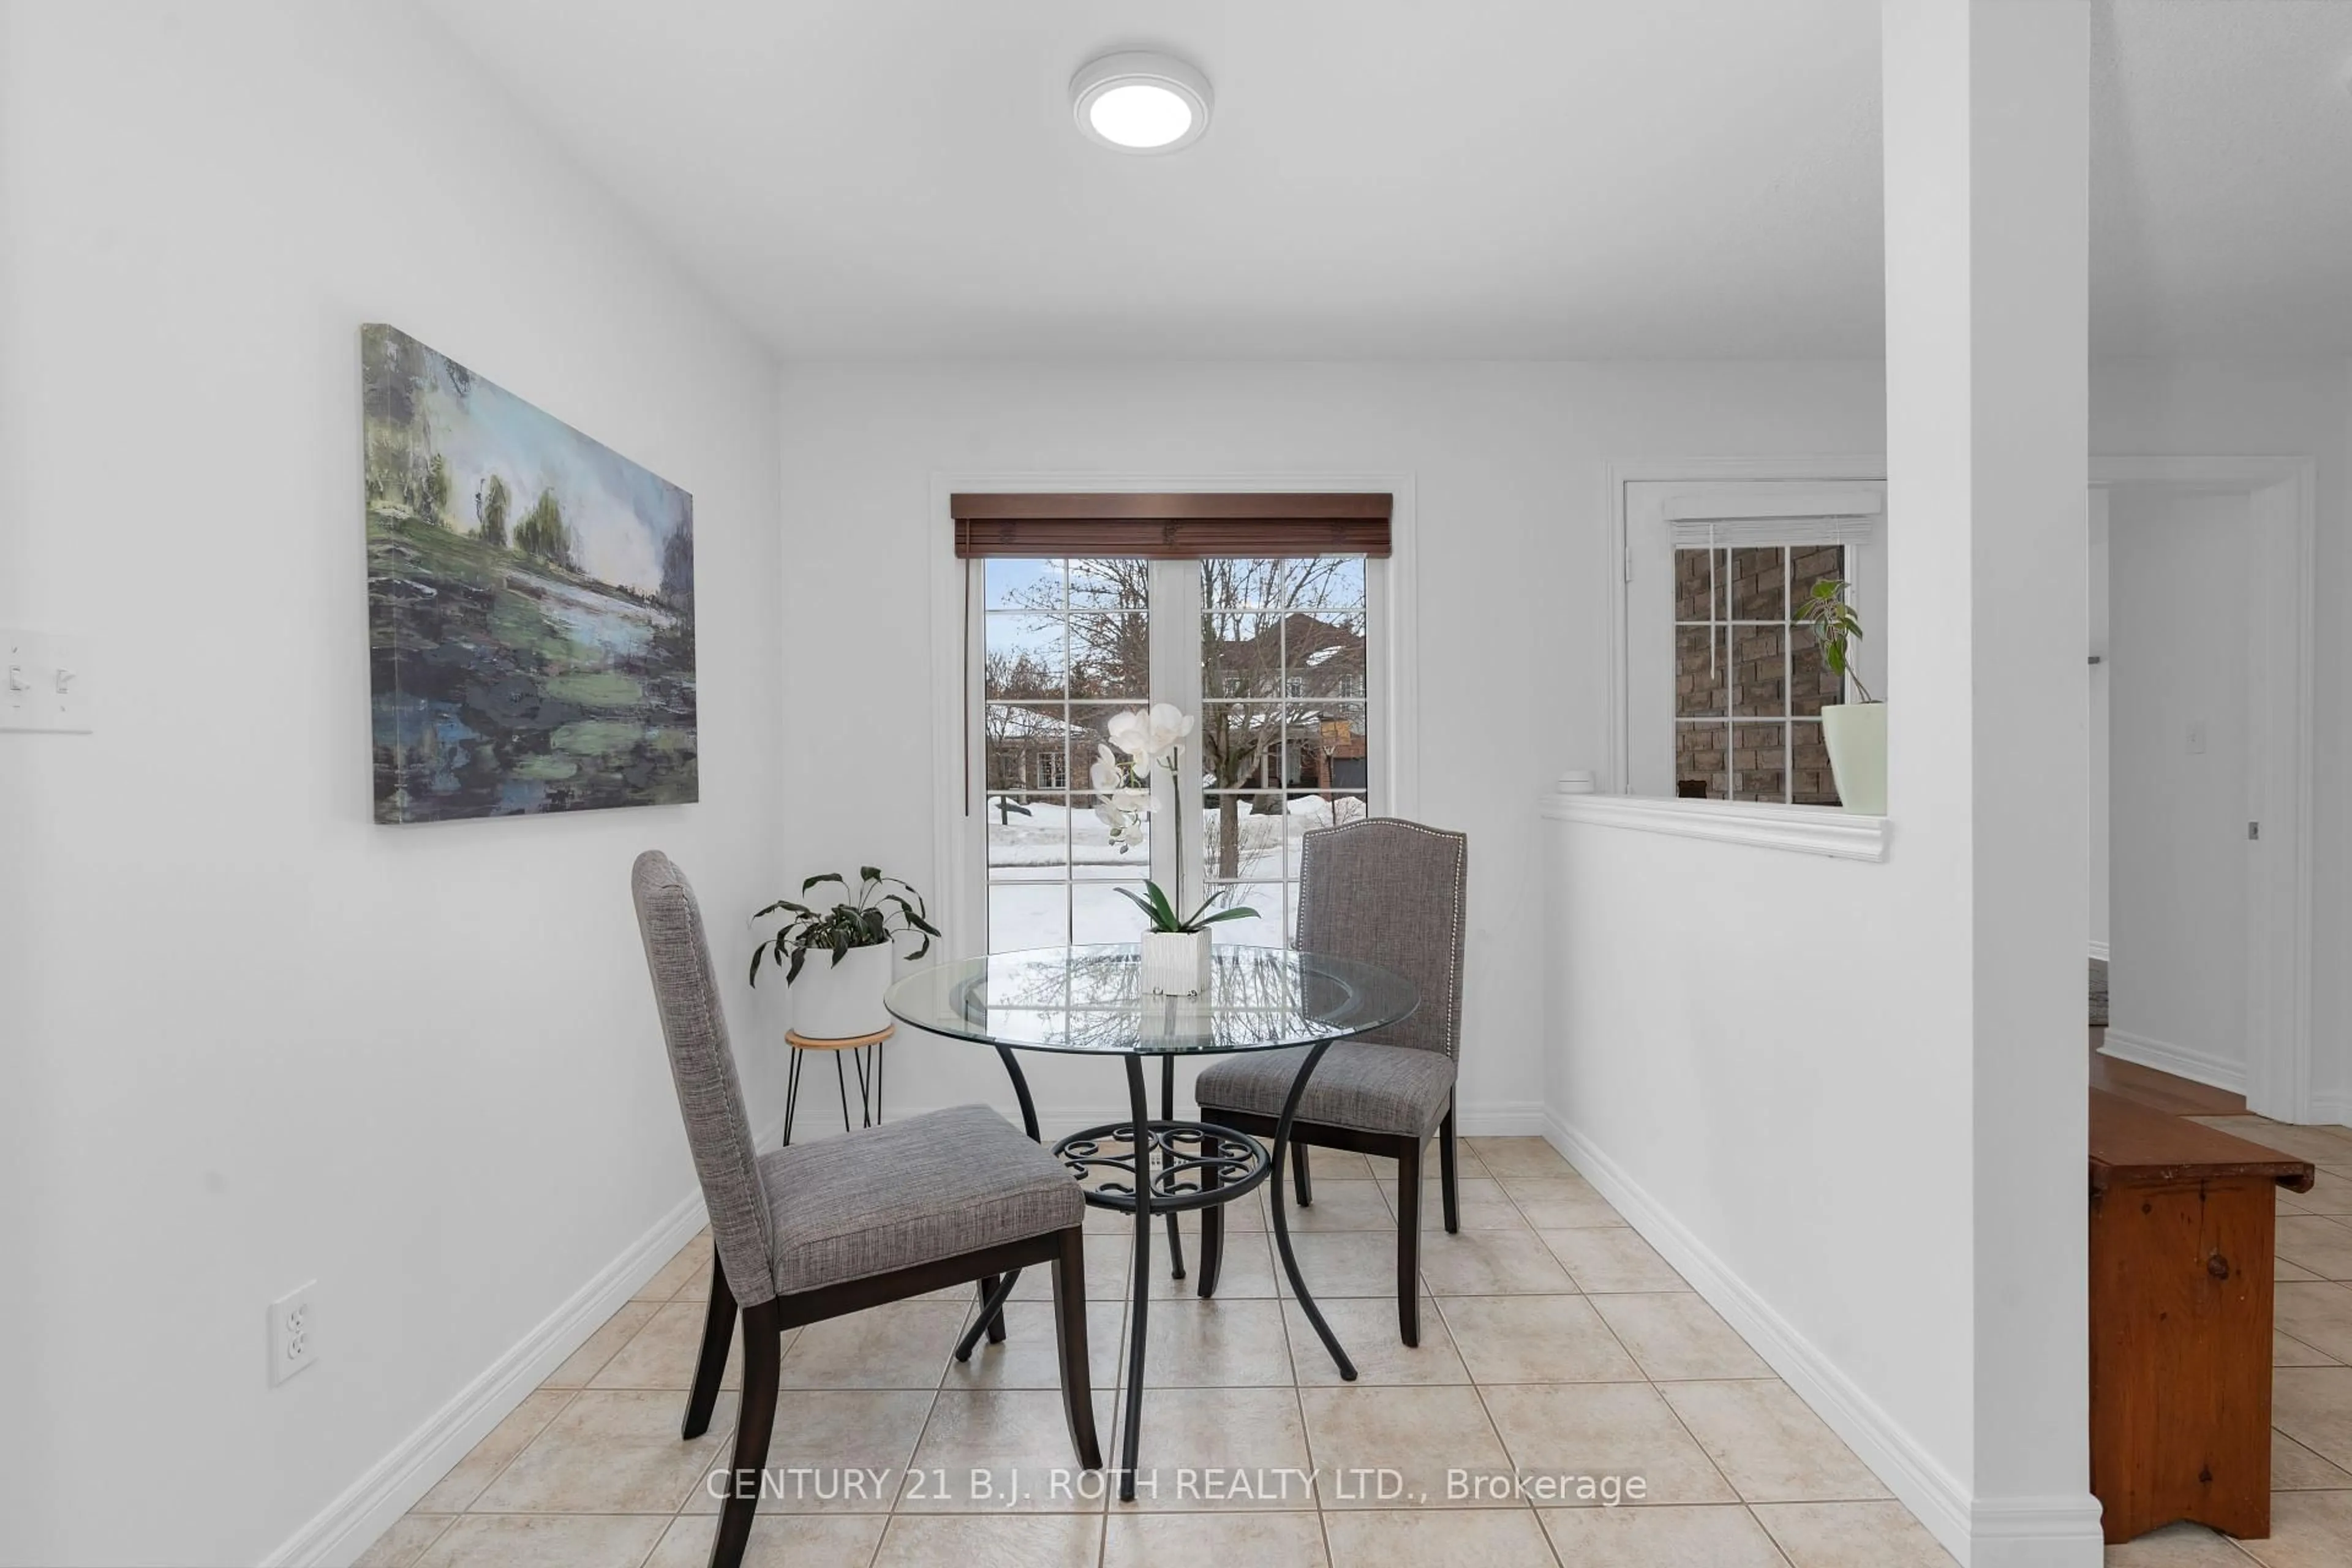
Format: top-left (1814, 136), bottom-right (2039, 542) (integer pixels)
top-left (1294, 1140), bottom-right (1313, 1207)
top-left (1052, 1227), bottom-right (1102, 1470)
top-left (682, 1243), bottom-right (736, 1439)
top-left (1439, 1099), bottom-right (1461, 1235)
top-left (710, 1301), bottom-right (781, 1568)
top-left (976, 1274), bottom-right (1008, 1344)
top-left (1395, 1139), bottom-right (1422, 1347)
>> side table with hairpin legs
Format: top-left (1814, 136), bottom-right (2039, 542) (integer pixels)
top-left (780, 1024), bottom-right (891, 1145)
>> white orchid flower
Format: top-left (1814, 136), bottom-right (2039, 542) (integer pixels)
top-left (1096, 798), bottom-right (1144, 851)
top-left (1088, 744), bottom-right (1125, 795)
top-left (1107, 703), bottom-right (1196, 767)
top-left (1104, 707), bottom-right (1152, 763)
top-left (1110, 786), bottom-right (1151, 815)
top-left (1145, 702), bottom-right (1195, 761)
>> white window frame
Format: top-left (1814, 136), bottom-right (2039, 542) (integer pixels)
top-left (1623, 479), bottom-right (1888, 802)
top-left (1605, 458), bottom-right (1890, 796)
top-left (928, 473), bottom-right (1418, 961)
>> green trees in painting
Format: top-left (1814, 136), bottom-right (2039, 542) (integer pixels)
top-left (421, 454), bottom-right (451, 527)
top-left (659, 512), bottom-right (695, 614)
top-left (513, 488), bottom-right (576, 569)
top-left (475, 473), bottom-right (510, 548)
top-left (363, 322), bottom-right (696, 823)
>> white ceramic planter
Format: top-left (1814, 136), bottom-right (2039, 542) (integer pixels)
top-left (1820, 702), bottom-right (1887, 816)
top-left (792, 941), bottom-right (893, 1040)
top-left (1139, 929), bottom-right (1212, 996)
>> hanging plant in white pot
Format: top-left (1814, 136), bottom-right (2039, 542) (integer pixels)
top-left (1093, 703), bottom-right (1259, 995)
top-left (748, 869), bottom-right (938, 1040)
top-left (1798, 578), bottom-right (1885, 815)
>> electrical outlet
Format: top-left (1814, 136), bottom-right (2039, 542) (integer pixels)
top-left (2187, 718), bottom-right (2208, 756)
top-left (269, 1283), bottom-right (320, 1385)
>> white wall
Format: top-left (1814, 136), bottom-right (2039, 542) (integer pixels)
top-left (0, 4), bottom-right (782, 1563)
top-left (2091, 359), bottom-right (2352, 1118)
top-left (2106, 489), bottom-right (2253, 1085)
top-left (1548, 358), bottom-right (2352, 1562)
top-left (1557, 14), bottom-right (2101, 1564)
top-left (1544, 818), bottom-right (1979, 1515)
top-left (774, 359), bottom-right (1885, 1131)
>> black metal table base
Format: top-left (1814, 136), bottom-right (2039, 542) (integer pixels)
top-left (966, 1046), bottom-right (1356, 1501)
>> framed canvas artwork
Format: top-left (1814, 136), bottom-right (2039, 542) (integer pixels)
top-left (363, 325), bottom-right (696, 823)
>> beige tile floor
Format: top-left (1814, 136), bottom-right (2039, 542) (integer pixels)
top-left (2105, 1115), bottom-right (2352, 1567)
top-left (357, 1137), bottom-right (1970, 1567)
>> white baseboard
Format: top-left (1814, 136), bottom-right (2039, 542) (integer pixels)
top-left (1969, 1495), bottom-right (2109, 1568)
top-left (1543, 1113), bottom-right (2101, 1568)
top-left (261, 1113), bottom-right (784, 1568)
top-left (899, 1099), bottom-right (1550, 1140)
top-left (1453, 1100), bottom-right (1549, 1137)
top-left (2310, 1090), bottom-right (2352, 1127)
top-left (2087, 940), bottom-right (2109, 963)
top-left (2099, 1028), bottom-right (2247, 1095)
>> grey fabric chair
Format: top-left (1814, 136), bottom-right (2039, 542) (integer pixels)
top-left (1192, 818), bottom-right (1468, 1347)
top-left (631, 851), bottom-right (1098, 1568)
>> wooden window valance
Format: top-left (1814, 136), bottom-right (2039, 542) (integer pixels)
top-left (951, 492), bottom-right (1392, 559)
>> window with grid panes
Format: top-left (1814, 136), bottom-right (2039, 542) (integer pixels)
top-left (1197, 556), bottom-right (1369, 946)
top-left (1672, 543), bottom-right (1847, 804)
top-left (982, 557), bottom-right (1153, 951)
top-left (978, 555), bottom-right (1373, 951)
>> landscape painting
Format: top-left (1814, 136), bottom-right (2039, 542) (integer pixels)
top-left (363, 325), bottom-right (696, 823)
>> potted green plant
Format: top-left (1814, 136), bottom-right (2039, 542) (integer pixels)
top-left (748, 869), bottom-right (938, 1040)
top-left (1092, 703), bottom-right (1258, 995)
top-left (1797, 578), bottom-right (1885, 815)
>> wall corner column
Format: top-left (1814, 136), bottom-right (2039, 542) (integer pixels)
top-left (1884, 1), bottom-right (2098, 1563)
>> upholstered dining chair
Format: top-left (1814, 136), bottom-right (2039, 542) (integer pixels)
top-left (1191, 818), bottom-right (1468, 1347)
top-left (630, 851), bottom-right (1099, 1568)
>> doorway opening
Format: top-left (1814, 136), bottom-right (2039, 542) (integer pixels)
top-left (2087, 458), bottom-right (2315, 1125)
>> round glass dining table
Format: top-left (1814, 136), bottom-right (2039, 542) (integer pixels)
top-left (884, 943), bottom-right (1420, 1500)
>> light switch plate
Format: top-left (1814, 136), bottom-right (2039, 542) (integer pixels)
top-left (0, 630), bottom-right (35, 731)
top-left (0, 628), bottom-right (92, 733)
top-left (45, 632), bottom-right (92, 733)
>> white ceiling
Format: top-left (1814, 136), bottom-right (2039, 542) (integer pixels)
top-left (2094, 0), bottom-right (2352, 357)
top-left (417, 0), bottom-right (2352, 360)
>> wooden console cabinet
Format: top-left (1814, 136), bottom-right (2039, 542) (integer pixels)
top-left (2088, 1087), bottom-right (2314, 1544)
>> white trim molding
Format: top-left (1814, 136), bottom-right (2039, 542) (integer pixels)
top-left (898, 1096), bottom-right (1547, 1141)
top-left (1967, 1496), bottom-right (2110, 1568)
top-left (1543, 1113), bottom-right (1977, 1561)
top-left (1602, 456), bottom-right (1889, 794)
top-left (261, 1106), bottom-right (788, 1567)
top-left (1540, 788), bottom-right (1888, 862)
top-left (262, 1189), bottom-right (713, 1567)
top-left (2099, 1027), bottom-right (2248, 1097)
top-left (1544, 1113), bottom-right (2103, 1567)
top-left (2087, 940), bottom-right (2109, 963)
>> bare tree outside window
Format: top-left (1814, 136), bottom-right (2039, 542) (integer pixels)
top-left (981, 553), bottom-right (1373, 950)
top-left (1198, 557), bottom-right (1366, 873)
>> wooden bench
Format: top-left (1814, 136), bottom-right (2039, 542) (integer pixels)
top-left (2089, 1087), bottom-right (2314, 1544)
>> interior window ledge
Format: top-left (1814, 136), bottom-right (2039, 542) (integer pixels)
top-left (1539, 789), bottom-right (1889, 862)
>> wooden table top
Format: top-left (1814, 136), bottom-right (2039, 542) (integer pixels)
top-left (2089, 1087), bottom-right (2315, 1194)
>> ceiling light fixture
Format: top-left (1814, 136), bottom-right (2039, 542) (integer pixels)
top-left (1071, 51), bottom-right (1212, 154)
